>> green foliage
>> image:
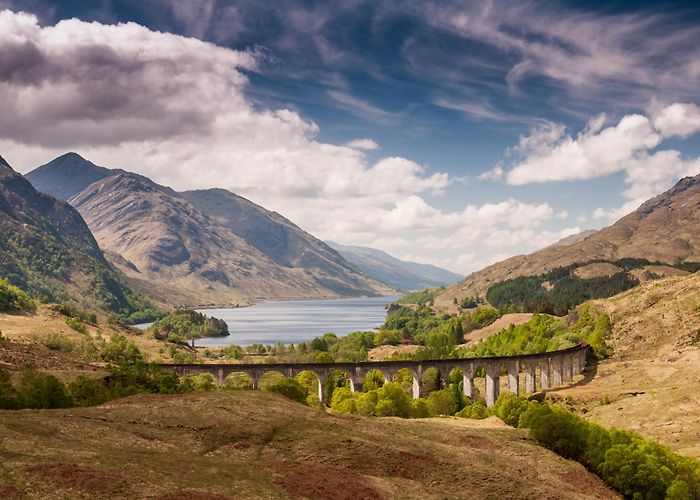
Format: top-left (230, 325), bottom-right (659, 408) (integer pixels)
top-left (375, 382), bottom-right (412, 418)
top-left (428, 388), bottom-right (457, 416)
top-left (411, 398), bottom-right (432, 418)
top-left (18, 368), bottom-right (74, 409)
top-left (460, 309), bottom-right (612, 359)
top-left (183, 373), bottom-right (216, 391)
top-left (266, 377), bottom-right (309, 404)
top-left (68, 376), bottom-right (110, 406)
top-left (363, 369), bottom-right (385, 391)
top-left (148, 309), bottom-right (228, 343)
top-left (485, 260), bottom-right (650, 315)
top-left (65, 316), bottom-right (88, 334)
top-left (455, 399), bottom-right (489, 419)
top-left (101, 334), bottom-right (144, 365)
top-left (0, 277), bottom-right (36, 314)
top-left (315, 351), bottom-right (334, 363)
top-left (330, 382), bottom-right (413, 418)
top-left (397, 288), bottom-right (443, 306)
top-left (44, 332), bottom-right (76, 353)
top-left (57, 303), bottom-right (96, 324)
top-left (0, 368), bottom-right (25, 409)
top-left (494, 394), bottom-right (700, 499)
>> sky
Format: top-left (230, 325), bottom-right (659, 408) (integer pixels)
top-left (1, 1), bottom-right (700, 275)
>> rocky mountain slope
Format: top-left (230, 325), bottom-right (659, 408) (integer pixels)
top-left (435, 174), bottom-right (700, 310)
top-left (26, 153), bottom-right (391, 306)
top-left (327, 241), bottom-right (461, 291)
top-left (0, 156), bottom-right (151, 318)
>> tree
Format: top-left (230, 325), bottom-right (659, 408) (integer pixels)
top-left (375, 382), bottom-right (411, 418)
top-left (267, 378), bottom-right (308, 404)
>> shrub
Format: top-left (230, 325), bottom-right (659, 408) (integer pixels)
top-left (18, 368), bottom-right (74, 409)
top-left (330, 386), bottom-right (356, 413)
top-left (267, 378), bottom-right (309, 404)
top-left (411, 398), bottom-right (432, 418)
top-left (428, 388), bottom-right (457, 416)
top-left (0, 278), bottom-right (36, 314)
top-left (65, 317), bottom-right (88, 334)
top-left (101, 334), bottom-right (143, 365)
top-left (68, 376), bottom-right (110, 406)
top-left (44, 332), bottom-right (75, 353)
top-left (493, 394), bottom-right (700, 498)
top-left (375, 382), bottom-right (412, 418)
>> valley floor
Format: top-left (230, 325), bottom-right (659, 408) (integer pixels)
top-left (0, 391), bottom-right (615, 499)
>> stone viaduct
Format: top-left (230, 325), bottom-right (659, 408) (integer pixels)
top-left (160, 343), bottom-right (589, 407)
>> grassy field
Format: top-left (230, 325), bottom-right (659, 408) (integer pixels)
top-left (0, 391), bottom-right (615, 499)
top-left (551, 272), bottom-right (700, 458)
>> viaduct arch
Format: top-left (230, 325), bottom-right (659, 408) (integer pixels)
top-left (160, 344), bottom-right (589, 407)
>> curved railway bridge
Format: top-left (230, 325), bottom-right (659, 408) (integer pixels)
top-left (160, 343), bottom-right (589, 407)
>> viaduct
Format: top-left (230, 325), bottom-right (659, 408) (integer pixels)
top-left (160, 343), bottom-right (589, 407)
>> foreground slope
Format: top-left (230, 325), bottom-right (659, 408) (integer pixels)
top-left (328, 241), bottom-right (462, 291)
top-left (0, 156), bottom-right (146, 315)
top-left (435, 174), bottom-right (700, 310)
top-left (0, 391), bottom-right (614, 499)
top-left (26, 153), bottom-right (390, 305)
top-left (554, 272), bottom-right (700, 458)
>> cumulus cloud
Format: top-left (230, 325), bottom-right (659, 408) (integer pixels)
top-left (345, 138), bottom-right (379, 150)
top-left (503, 103), bottom-right (700, 220)
top-left (0, 9), bottom-right (571, 275)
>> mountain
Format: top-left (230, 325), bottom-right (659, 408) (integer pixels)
top-left (327, 242), bottom-right (462, 291)
top-left (0, 156), bottom-right (153, 318)
top-left (26, 154), bottom-right (391, 305)
top-left (434, 174), bottom-right (700, 310)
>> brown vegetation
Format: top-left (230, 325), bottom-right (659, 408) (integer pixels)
top-left (0, 391), bottom-right (615, 499)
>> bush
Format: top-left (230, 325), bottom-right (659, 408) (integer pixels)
top-left (101, 334), bottom-right (143, 365)
top-left (18, 368), bottom-right (74, 409)
top-left (65, 316), bottom-right (88, 334)
top-left (0, 368), bottom-right (24, 409)
top-left (494, 394), bottom-right (700, 498)
top-left (428, 388), bottom-right (457, 416)
top-left (68, 376), bottom-right (110, 406)
top-left (411, 398), bottom-right (432, 418)
top-left (267, 378), bottom-right (309, 404)
top-left (44, 332), bottom-right (75, 353)
top-left (0, 278), bottom-right (36, 314)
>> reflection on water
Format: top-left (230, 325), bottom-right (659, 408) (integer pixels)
top-left (194, 295), bottom-right (400, 347)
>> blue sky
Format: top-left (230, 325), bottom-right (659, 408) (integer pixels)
top-left (1, 1), bottom-right (700, 274)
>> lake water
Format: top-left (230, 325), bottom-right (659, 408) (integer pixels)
top-left (192, 295), bottom-right (400, 347)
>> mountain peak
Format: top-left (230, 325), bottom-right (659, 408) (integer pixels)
top-left (25, 153), bottom-right (113, 200)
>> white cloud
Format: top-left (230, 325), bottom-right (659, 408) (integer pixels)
top-left (503, 103), bottom-right (700, 221)
top-left (345, 138), bottom-right (379, 150)
top-left (477, 165), bottom-right (503, 181)
top-left (0, 10), bottom-right (578, 276)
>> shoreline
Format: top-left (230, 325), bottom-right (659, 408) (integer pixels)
top-left (192, 291), bottom-right (401, 311)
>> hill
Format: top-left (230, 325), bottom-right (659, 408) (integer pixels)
top-left (553, 272), bottom-right (700, 458)
top-left (327, 241), bottom-right (462, 291)
top-left (0, 157), bottom-right (154, 320)
top-left (435, 174), bottom-right (700, 311)
top-left (0, 390), bottom-right (614, 499)
top-left (25, 153), bottom-right (391, 306)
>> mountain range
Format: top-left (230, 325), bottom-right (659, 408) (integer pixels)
top-left (327, 242), bottom-right (461, 291)
top-left (0, 155), bottom-right (154, 319)
top-left (434, 174), bottom-right (700, 310)
top-left (25, 153), bottom-right (393, 306)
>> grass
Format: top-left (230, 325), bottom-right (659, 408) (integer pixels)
top-left (0, 391), bottom-right (615, 499)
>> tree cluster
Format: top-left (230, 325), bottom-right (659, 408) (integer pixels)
top-left (492, 393), bottom-right (700, 499)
